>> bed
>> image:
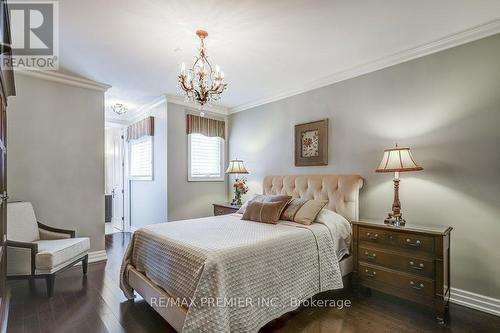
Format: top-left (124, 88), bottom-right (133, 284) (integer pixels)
top-left (120, 174), bottom-right (363, 333)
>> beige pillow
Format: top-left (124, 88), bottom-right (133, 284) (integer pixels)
top-left (237, 194), bottom-right (291, 214)
top-left (281, 198), bottom-right (308, 221)
top-left (242, 201), bottom-right (289, 224)
top-left (293, 200), bottom-right (328, 225)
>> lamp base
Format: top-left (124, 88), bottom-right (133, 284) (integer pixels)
top-left (384, 214), bottom-right (406, 227)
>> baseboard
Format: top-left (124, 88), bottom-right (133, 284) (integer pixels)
top-left (88, 250), bottom-right (107, 263)
top-left (450, 287), bottom-right (500, 317)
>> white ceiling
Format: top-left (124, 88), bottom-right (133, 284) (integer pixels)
top-left (58, 0), bottom-right (500, 118)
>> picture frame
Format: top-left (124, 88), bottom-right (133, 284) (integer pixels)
top-left (294, 119), bottom-right (328, 166)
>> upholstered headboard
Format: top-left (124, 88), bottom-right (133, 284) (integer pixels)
top-left (263, 175), bottom-right (364, 221)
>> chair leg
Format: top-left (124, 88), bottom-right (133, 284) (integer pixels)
top-left (82, 254), bottom-right (88, 275)
top-left (46, 274), bottom-right (55, 297)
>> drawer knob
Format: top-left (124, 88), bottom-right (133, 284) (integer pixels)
top-left (406, 238), bottom-right (421, 247)
top-left (367, 232), bottom-right (379, 240)
top-left (409, 261), bottom-right (424, 270)
top-left (364, 252), bottom-right (376, 260)
top-left (364, 269), bottom-right (377, 278)
top-left (410, 280), bottom-right (425, 290)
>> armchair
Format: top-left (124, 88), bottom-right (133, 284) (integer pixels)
top-left (6, 202), bottom-right (90, 297)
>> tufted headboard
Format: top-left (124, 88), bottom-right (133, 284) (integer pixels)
top-left (263, 175), bottom-right (364, 221)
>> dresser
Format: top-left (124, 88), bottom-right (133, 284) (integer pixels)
top-left (213, 203), bottom-right (240, 216)
top-left (352, 219), bottom-right (452, 324)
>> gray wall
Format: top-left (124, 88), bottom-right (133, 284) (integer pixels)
top-left (167, 102), bottom-right (228, 221)
top-left (228, 34), bottom-right (500, 298)
top-left (130, 102), bottom-right (168, 227)
top-left (8, 74), bottom-right (105, 252)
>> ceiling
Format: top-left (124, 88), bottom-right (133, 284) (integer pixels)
top-left (57, 0), bottom-right (500, 119)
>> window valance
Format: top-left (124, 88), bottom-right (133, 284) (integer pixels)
top-left (186, 114), bottom-right (225, 140)
top-left (127, 116), bottom-right (154, 141)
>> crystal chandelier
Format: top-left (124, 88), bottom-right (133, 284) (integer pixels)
top-left (112, 103), bottom-right (128, 115)
top-left (178, 30), bottom-right (227, 107)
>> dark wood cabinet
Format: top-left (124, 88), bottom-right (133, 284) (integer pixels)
top-left (213, 203), bottom-right (240, 216)
top-left (0, 1), bottom-right (15, 331)
top-left (352, 219), bottom-right (452, 324)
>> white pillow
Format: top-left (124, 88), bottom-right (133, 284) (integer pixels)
top-left (315, 208), bottom-right (352, 259)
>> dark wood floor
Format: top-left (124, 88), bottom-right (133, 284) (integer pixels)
top-left (6, 232), bottom-right (500, 333)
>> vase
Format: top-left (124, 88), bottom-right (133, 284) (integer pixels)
top-left (234, 192), bottom-right (242, 206)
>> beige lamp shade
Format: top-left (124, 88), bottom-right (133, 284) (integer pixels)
top-left (225, 160), bottom-right (249, 174)
top-left (376, 146), bottom-right (423, 173)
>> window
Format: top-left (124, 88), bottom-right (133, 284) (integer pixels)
top-left (129, 136), bottom-right (153, 180)
top-left (188, 133), bottom-right (224, 181)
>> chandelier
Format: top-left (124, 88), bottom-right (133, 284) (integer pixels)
top-left (112, 103), bottom-right (128, 115)
top-left (178, 30), bottom-right (227, 107)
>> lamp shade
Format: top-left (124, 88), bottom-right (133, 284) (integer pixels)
top-left (376, 146), bottom-right (423, 173)
top-left (225, 160), bottom-right (249, 174)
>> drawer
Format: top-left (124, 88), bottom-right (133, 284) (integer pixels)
top-left (359, 246), bottom-right (434, 278)
top-left (359, 227), bottom-right (434, 253)
top-left (359, 263), bottom-right (434, 299)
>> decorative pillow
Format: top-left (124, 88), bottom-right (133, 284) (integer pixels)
top-left (293, 200), bottom-right (328, 225)
top-left (237, 194), bottom-right (291, 214)
top-left (242, 200), bottom-right (289, 224)
top-left (236, 195), bottom-right (257, 214)
top-left (280, 198), bottom-right (308, 221)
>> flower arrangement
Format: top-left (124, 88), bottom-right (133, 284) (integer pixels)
top-left (232, 177), bottom-right (249, 206)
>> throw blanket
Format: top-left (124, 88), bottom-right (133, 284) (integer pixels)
top-left (120, 213), bottom-right (345, 333)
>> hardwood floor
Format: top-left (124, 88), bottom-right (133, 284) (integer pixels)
top-left (6, 232), bottom-right (499, 333)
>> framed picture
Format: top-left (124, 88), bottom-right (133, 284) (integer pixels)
top-left (294, 119), bottom-right (328, 166)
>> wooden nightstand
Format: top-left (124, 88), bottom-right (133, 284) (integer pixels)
top-left (213, 203), bottom-right (240, 216)
top-left (352, 219), bottom-right (452, 324)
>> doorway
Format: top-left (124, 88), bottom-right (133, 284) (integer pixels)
top-left (105, 127), bottom-right (126, 232)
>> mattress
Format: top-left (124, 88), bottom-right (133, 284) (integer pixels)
top-left (120, 209), bottom-right (351, 333)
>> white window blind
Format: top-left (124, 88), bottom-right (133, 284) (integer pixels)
top-left (188, 133), bottom-right (224, 181)
top-left (130, 136), bottom-right (153, 180)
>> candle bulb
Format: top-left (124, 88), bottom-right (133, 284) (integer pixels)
top-left (181, 62), bottom-right (186, 75)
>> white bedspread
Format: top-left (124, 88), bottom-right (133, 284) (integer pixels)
top-left (120, 211), bottom-right (349, 333)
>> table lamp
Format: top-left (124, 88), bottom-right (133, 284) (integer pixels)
top-left (225, 159), bottom-right (249, 206)
top-left (376, 145), bottom-right (423, 226)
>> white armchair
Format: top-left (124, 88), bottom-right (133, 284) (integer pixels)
top-left (6, 201), bottom-right (90, 297)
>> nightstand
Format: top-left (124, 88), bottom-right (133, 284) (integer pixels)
top-left (352, 219), bottom-right (452, 324)
top-left (213, 203), bottom-right (240, 216)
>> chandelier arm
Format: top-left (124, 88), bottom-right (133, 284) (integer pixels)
top-left (206, 83), bottom-right (227, 95)
top-left (178, 76), bottom-right (194, 92)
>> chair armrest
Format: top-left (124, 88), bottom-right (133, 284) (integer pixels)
top-left (6, 240), bottom-right (38, 275)
top-left (38, 221), bottom-right (76, 238)
top-left (6, 240), bottom-right (38, 252)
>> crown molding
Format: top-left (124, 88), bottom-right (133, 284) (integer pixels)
top-left (105, 118), bottom-right (128, 128)
top-left (166, 94), bottom-right (229, 115)
top-left (126, 95), bottom-right (167, 123)
top-left (229, 19), bottom-right (500, 114)
top-left (106, 95), bottom-right (167, 125)
top-left (15, 69), bottom-right (111, 92)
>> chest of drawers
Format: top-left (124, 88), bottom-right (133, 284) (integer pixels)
top-left (213, 203), bottom-right (240, 216)
top-left (352, 220), bottom-right (452, 324)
